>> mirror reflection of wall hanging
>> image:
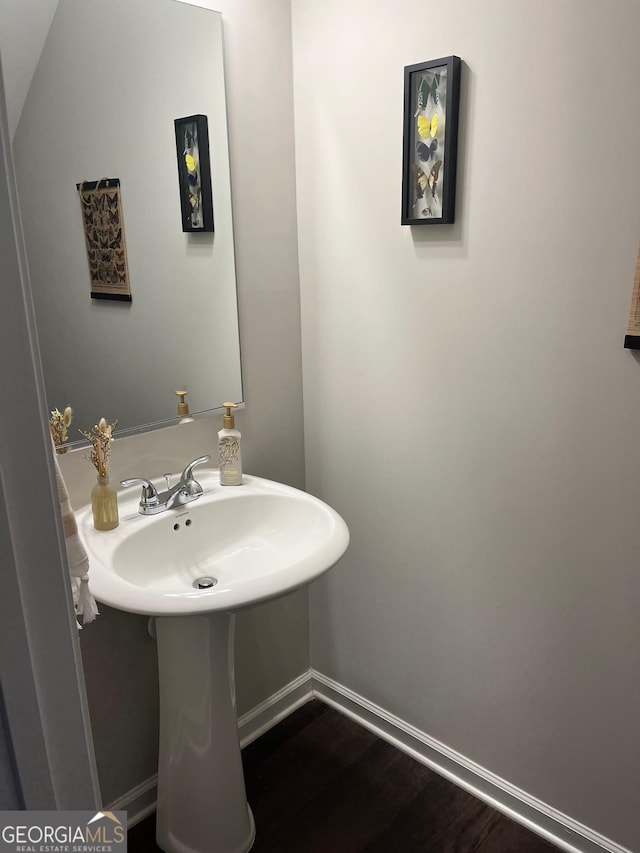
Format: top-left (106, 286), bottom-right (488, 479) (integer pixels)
top-left (401, 56), bottom-right (461, 225)
top-left (76, 178), bottom-right (132, 301)
top-left (623, 246), bottom-right (640, 349)
top-left (174, 114), bottom-right (214, 232)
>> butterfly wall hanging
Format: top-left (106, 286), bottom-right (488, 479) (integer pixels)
top-left (76, 178), bottom-right (132, 301)
top-left (623, 245), bottom-right (640, 349)
top-left (174, 114), bottom-right (214, 233)
top-left (401, 56), bottom-right (461, 225)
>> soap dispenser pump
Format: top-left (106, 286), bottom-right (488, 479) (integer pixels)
top-left (218, 402), bottom-right (242, 485)
top-left (175, 389), bottom-right (189, 417)
top-left (175, 389), bottom-right (194, 424)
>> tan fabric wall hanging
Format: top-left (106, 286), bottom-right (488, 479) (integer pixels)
top-left (77, 178), bottom-right (132, 301)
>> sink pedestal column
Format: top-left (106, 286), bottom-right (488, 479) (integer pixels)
top-left (155, 613), bottom-right (255, 853)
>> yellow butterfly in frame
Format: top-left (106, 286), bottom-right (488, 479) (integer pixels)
top-left (417, 112), bottom-right (438, 139)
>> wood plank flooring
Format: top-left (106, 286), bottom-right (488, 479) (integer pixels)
top-left (128, 699), bottom-right (560, 852)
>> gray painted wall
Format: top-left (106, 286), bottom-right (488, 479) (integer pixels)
top-left (294, 1), bottom-right (640, 851)
top-left (0, 0), bottom-right (58, 138)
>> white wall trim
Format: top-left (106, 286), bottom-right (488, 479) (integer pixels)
top-left (237, 670), bottom-right (313, 749)
top-left (310, 670), bottom-right (630, 853)
top-left (107, 774), bottom-right (158, 828)
top-left (108, 668), bottom-right (629, 852)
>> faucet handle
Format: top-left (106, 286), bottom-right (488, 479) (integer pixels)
top-left (120, 477), bottom-right (160, 508)
top-left (180, 455), bottom-right (211, 482)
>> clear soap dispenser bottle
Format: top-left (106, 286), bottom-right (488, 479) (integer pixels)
top-left (218, 402), bottom-right (242, 485)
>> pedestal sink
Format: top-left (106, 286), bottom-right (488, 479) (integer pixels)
top-left (77, 471), bottom-right (349, 853)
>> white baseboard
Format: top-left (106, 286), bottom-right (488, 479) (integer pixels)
top-left (310, 669), bottom-right (630, 853)
top-left (237, 670), bottom-right (313, 748)
top-left (106, 773), bottom-right (158, 828)
top-left (106, 667), bottom-right (631, 853)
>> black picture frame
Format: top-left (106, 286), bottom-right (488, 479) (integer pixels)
top-left (174, 114), bottom-right (214, 232)
top-left (401, 56), bottom-right (461, 225)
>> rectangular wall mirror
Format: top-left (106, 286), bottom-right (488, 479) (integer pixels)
top-left (10, 0), bottom-right (242, 443)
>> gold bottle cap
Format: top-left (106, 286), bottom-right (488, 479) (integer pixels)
top-left (175, 389), bottom-right (189, 417)
top-left (222, 401), bottom-right (237, 429)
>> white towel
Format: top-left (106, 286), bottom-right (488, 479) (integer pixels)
top-left (52, 441), bottom-right (99, 626)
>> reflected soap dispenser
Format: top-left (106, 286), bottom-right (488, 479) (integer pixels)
top-left (175, 389), bottom-right (193, 423)
top-left (218, 402), bottom-right (242, 485)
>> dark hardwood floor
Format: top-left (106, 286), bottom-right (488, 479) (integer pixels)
top-left (128, 699), bottom-right (560, 852)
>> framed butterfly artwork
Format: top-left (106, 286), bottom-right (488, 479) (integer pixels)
top-left (401, 56), bottom-right (461, 225)
top-left (174, 114), bottom-right (214, 232)
top-left (76, 178), bottom-right (132, 301)
top-left (623, 245), bottom-right (640, 349)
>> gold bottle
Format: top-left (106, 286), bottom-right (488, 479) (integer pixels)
top-left (91, 441), bottom-right (119, 530)
top-left (91, 473), bottom-right (119, 530)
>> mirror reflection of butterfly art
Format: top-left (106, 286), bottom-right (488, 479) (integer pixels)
top-left (77, 178), bottom-right (132, 301)
top-left (401, 56), bottom-right (461, 225)
top-left (623, 245), bottom-right (640, 349)
top-left (174, 114), bottom-right (214, 232)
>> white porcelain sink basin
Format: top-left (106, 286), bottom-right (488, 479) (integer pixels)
top-left (77, 471), bottom-right (349, 616)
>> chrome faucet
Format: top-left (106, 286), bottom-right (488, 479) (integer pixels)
top-left (121, 455), bottom-right (211, 515)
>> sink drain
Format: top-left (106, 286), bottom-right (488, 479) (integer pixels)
top-left (192, 576), bottom-right (218, 590)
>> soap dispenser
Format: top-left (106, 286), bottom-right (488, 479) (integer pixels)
top-left (175, 389), bottom-right (193, 423)
top-left (218, 402), bottom-right (242, 485)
